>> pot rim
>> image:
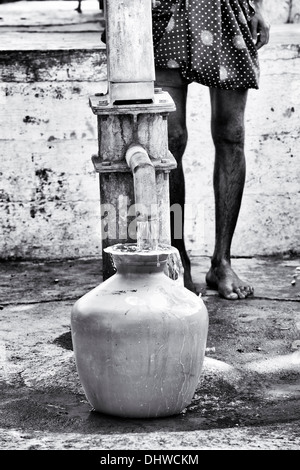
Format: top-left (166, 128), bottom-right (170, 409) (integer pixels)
top-left (104, 243), bottom-right (177, 257)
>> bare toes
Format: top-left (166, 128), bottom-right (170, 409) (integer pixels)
top-left (224, 291), bottom-right (239, 300)
top-left (236, 287), bottom-right (246, 299)
top-left (241, 286), bottom-right (250, 297)
top-left (244, 286), bottom-right (254, 296)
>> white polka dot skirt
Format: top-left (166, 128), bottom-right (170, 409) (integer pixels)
top-left (153, 0), bottom-right (260, 89)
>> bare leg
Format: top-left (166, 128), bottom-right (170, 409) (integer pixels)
top-left (155, 70), bottom-right (196, 292)
top-left (206, 88), bottom-right (254, 300)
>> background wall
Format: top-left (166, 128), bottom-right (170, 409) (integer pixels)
top-left (263, 0), bottom-right (300, 23)
top-left (0, 1), bottom-right (299, 260)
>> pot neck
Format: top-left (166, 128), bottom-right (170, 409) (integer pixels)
top-left (105, 244), bottom-right (176, 275)
top-left (113, 257), bottom-right (167, 275)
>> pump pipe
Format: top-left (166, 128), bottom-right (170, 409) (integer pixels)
top-left (125, 144), bottom-right (159, 250)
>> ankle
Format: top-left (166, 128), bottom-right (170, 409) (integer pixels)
top-left (211, 257), bottom-right (231, 269)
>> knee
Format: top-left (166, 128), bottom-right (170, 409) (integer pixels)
top-left (211, 119), bottom-right (245, 146)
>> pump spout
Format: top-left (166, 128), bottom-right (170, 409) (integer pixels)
top-left (125, 144), bottom-right (159, 251)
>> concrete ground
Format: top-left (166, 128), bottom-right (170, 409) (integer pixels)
top-left (0, 254), bottom-right (300, 451)
top-left (1, 1), bottom-right (299, 454)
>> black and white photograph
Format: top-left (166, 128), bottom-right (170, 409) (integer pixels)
top-left (0, 0), bottom-right (299, 454)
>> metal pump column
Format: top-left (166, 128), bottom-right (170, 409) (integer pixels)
top-left (90, 0), bottom-right (177, 279)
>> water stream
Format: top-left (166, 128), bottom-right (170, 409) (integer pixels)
top-left (136, 218), bottom-right (158, 252)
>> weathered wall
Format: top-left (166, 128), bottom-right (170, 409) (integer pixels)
top-left (264, 0), bottom-right (300, 24)
top-left (0, 1), bottom-right (299, 260)
top-left (0, 50), bottom-right (107, 259)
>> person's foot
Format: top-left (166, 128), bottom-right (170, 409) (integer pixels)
top-left (205, 260), bottom-right (254, 300)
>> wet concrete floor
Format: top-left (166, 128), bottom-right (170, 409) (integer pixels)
top-left (0, 255), bottom-right (299, 450)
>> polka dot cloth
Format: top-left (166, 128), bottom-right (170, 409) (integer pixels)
top-left (152, 0), bottom-right (260, 90)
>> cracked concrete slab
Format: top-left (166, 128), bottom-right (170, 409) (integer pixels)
top-left (0, 256), bottom-right (299, 450)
